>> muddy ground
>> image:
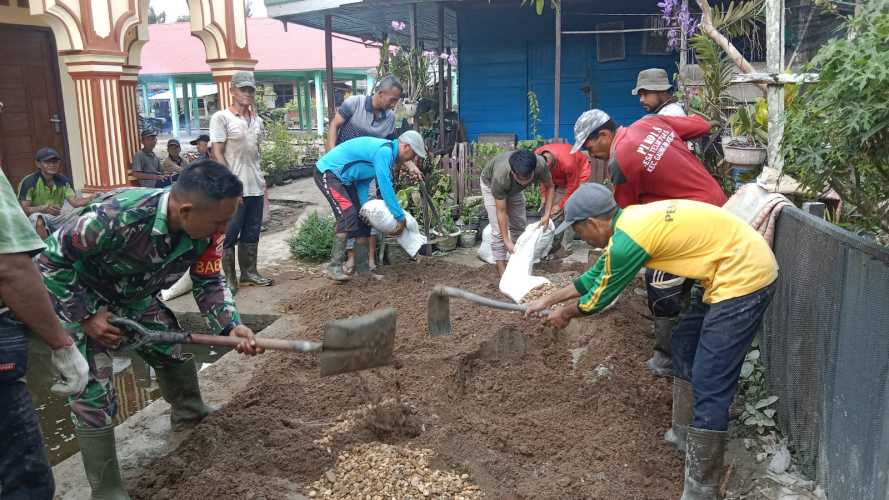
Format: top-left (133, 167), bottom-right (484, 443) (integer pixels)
top-left (132, 259), bottom-right (684, 499)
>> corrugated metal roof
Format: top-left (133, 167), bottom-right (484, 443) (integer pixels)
top-left (266, 0), bottom-right (458, 47)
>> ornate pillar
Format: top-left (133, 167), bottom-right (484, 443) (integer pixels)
top-left (63, 56), bottom-right (131, 190)
top-left (31, 0), bottom-right (150, 191)
top-left (188, 0), bottom-right (256, 110)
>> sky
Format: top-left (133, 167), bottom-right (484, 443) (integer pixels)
top-left (149, 0), bottom-right (267, 22)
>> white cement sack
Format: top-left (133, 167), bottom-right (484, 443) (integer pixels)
top-left (723, 183), bottom-right (771, 224)
top-left (161, 273), bottom-right (192, 302)
top-left (498, 220), bottom-right (554, 303)
top-left (478, 224), bottom-right (496, 264)
top-left (531, 220), bottom-right (555, 263)
top-left (360, 199), bottom-right (426, 257)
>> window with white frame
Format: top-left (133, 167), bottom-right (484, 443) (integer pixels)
top-left (597, 22), bottom-right (626, 62)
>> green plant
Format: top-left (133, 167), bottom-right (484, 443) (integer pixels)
top-left (524, 183), bottom-right (541, 211)
top-left (528, 90), bottom-right (541, 140)
top-left (727, 99), bottom-right (768, 146)
top-left (261, 119), bottom-right (296, 186)
top-left (737, 340), bottom-right (779, 434)
top-left (519, 0), bottom-right (559, 15)
top-left (288, 212), bottom-right (335, 261)
top-left (783, 0), bottom-right (889, 238)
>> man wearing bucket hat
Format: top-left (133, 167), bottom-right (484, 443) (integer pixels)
top-left (633, 68), bottom-right (686, 117)
top-left (570, 109), bottom-right (726, 380)
top-left (314, 131), bottom-right (426, 281)
top-left (210, 71), bottom-right (273, 294)
top-left (525, 183), bottom-right (778, 499)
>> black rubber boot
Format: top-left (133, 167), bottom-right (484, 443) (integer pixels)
top-left (646, 316), bottom-right (674, 377)
top-left (665, 377), bottom-right (693, 453)
top-left (76, 425), bottom-right (131, 500)
top-left (353, 239), bottom-right (382, 279)
top-left (326, 236), bottom-right (350, 282)
top-left (222, 246), bottom-right (238, 296)
top-left (681, 427), bottom-right (727, 500)
top-left (154, 357), bottom-right (216, 430)
top-left (238, 243), bottom-right (273, 286)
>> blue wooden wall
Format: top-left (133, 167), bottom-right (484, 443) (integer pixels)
top-left (456, 2), bottom-right (679, 142)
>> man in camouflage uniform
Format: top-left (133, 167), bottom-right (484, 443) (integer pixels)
top-left (37, 161), bottom-right (262, 499)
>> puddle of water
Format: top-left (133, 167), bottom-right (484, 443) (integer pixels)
top-left (25, 338), bottom-right (230, 465)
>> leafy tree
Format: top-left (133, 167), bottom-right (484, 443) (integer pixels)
top-left (783, 0), bottom-right (889, 238)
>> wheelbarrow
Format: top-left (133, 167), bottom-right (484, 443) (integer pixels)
top-left (110, 308), bottom-right (396, 377)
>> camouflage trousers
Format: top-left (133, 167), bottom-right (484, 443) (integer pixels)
top-left (66, 296), bottom-right (186, 429)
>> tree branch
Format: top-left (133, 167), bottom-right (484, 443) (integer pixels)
top-left (695, 0), bottom-right (767, 94)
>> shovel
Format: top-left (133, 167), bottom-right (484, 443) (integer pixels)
top-left (427, 285), bottom-right (548, 336)
top-left (109, 308), bottom-right (396, 376)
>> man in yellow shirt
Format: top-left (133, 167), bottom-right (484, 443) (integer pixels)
top-left (526, 183), bottom-right (778, 498)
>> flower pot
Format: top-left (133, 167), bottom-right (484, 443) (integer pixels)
top-left (383, 239), bottom-right (414, 265)
top-left (459, 230), bottom-right (477, 247)
top-left (722, 142), bottom-right (767, 167)
top-left (435, 233), bottom-right (459, 252)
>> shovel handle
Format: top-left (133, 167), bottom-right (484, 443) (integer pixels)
top-left (435, 286), bottom-right (529, 313)
top-left (186, 333), bottom-right (322, 353)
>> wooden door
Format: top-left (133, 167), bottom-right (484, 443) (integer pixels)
top-left (0, 24), bottom-right (69, 191)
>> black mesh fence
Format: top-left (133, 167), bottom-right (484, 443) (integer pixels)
top-left (761, 207), bottom-right (889, 499)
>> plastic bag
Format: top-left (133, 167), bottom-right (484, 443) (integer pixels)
top-left (498, 220), bottom-right (555, 303)
top-left (360, 199), bottom-right (426, 257)
top-left (477, 224), bottom-right (495, 264)
top-left (161, 273), bottom-right (193, 302)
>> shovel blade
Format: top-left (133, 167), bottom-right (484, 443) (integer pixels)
top-left (427, 288), bottom-right (452, 337)
top-left (319, 308), bottom-right (396, 376)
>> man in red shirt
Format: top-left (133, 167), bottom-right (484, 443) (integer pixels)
top-left (570, 109), bottom-right (727, 379)
top-left (534, 143), bottom-right (591, 254)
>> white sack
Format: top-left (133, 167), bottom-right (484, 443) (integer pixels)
top-left (477, 224), bottom-right (496, 264)
top-left (498, 220), bottom-right (555, 303)
top-left (360, 199), bottom-right (426, 257)
top-left (723, 183), bottom-right (771, 224)
top-left (161, 272), bottom-right (193, 302)
top-left (531, 220), bottom-right (555, 263)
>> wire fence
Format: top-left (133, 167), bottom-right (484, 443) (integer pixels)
top-left (761, 206), bottom-right (889, 499)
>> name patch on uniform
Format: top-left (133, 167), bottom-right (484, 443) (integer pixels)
top-left (192, 232), bottom-right (224, 277)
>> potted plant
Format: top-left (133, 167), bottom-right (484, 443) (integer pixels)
top-left (723, 99), bottom-right (768, 167)
top-left (436, 215), bottom-right (460, 251)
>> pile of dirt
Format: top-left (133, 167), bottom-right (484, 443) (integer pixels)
top-left (132, 259), bottom-right (680, 499)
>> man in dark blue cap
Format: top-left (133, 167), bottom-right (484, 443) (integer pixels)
top-left (18, 147), bottom-right (95, 239)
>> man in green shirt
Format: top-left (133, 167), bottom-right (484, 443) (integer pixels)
top-left (18, 147), bottom-right (95, 239)
top-left (480, 149), bottom-right (555, 275)
top-left (1, 168), bottom-right (89, 499)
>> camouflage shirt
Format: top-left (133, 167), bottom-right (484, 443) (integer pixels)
top-left (37, 188), bottom-right (240, 334)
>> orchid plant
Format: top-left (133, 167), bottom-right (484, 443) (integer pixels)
top-left (657, 0), bottom-right (699, 50)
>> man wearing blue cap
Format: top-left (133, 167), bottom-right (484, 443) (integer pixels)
top-left (525, 183), bottom-right (778, 499)
top-left (18, 147), bottom-right (95, 239)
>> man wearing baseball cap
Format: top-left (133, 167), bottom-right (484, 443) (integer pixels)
top-left (571, 109), bottom-right (727, 381)
top-left (210, 71), bottom-right (273, 294)
top-left (18, 147), bottom-right (95, 239)
top-left (313, 131), bottom-right (426, 281)
top-left (184, 134), bottom-right (212, 165)
top-left (525, 183), bottom-right (778, 499)
top-left (633, 68), bottom-right (686, 117)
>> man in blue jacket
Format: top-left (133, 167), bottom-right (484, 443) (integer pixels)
top-left (314, 130), bottom-right (426, 281)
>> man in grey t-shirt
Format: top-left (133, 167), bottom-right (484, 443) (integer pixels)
top-left (326, 75), bottom-right (402, 150)
top-left (131, 129), bottom-right (169, 187)
top-left (480, 149), bottom-right (555, 275)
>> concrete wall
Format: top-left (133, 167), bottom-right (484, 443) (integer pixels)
top-left (0, 4), bottom-right (87, 189)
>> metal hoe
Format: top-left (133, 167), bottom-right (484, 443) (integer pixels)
top-left (427, 285), bottom-right (548, 337)
top-left (110, 308), bottom-right (396, 377)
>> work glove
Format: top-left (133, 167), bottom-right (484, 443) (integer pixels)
top-left (50, 343), bottom-right (89, 396)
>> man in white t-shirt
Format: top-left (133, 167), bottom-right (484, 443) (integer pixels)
top-left (632, 68), bottom-right (686, 117)
top-left (210, 71), bottom-right (273, 295)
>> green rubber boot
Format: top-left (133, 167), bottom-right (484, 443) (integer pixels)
top-left (155, 357), bottom-right (216, 430)
top-left (646, 316), bottom-right (674, 377)
top-left (326, 236), bottom-right (350, 282)
top-left (222, 246), bottom-right (238, 296)
top-left (239, 243), bottom-right (273, 286)
top-left (681, 427), bottom-right (727, 500)
top-left (75, 425), bottom-right (130, 500)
